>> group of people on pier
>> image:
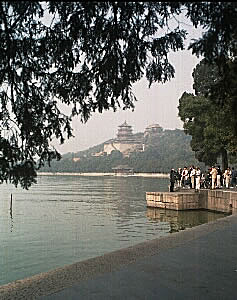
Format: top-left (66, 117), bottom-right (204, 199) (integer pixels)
top-left (169, 165), bottom-right (237, 192)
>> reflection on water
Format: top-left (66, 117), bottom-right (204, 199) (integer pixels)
top-left (0, 175), bottom-right (227, 286)
top-left (9, 211), bottom-right (13, 233)
top-left (147, 207), bottom-right (229, 233)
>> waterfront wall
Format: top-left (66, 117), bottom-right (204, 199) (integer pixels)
top-left (146, 190), bottom-right (237, 213)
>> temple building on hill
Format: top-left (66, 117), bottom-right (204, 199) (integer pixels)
top-left (144, 124), bottom-right (163, 137)
top-left (117, 121), bottom-right (134, 142)
top-left (103, 121), bottom-right (143, 157)
top-left (91, 121), bottom-right (163, 158)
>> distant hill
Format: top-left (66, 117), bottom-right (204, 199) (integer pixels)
top-left (64, 142), bottom-right (105, 159)
top-left (40, 128), bottom-right (205, 173)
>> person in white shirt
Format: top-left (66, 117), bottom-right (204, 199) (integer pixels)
top-left (195, 167), bottom-right (201, 191)
top-left (210, 166), bottom-right (217, 189)
top-left (224, 167), bottom-right (231, 188)
top-left (190, 166), bottom-right (196, 189)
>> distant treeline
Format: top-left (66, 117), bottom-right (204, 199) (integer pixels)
top-left (40, 129), bottom-right (204, 173)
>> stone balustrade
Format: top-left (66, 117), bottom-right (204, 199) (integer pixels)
top-left (146, 189), bottom-right (237, 214)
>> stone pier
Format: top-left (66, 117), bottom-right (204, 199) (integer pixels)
top-left (146, 189), bottom-right (237, 213)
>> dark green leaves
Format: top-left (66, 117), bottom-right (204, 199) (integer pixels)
top-left (178, 59), bottom-right (237, 169)
top-left (0, 2), bottom-right (236, 188)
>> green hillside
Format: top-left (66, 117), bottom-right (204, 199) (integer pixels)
top-left (40, 129), bottom-right (204, 173)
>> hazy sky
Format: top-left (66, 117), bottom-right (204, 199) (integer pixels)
top-left (52, 16), bottom-right (204, 154)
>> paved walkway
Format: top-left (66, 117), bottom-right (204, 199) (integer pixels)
top-left (1, 214), bottom-right (237, 300)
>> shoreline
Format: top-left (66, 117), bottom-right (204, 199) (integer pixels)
top-left (1, 214), bottom-right (236, 299)
top-left (37, 172), bottom-right (169, 178)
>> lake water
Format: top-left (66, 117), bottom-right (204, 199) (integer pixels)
top-left (0, 175), bottom-right (227, 286)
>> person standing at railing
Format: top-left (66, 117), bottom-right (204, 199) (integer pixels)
top-left (231, 167), bottom-right (237, 188)
top-left (210, 166), bottom-right (217, 189)
top-left (176, 168), bottom-right (182, 188)
top-left (170, 169), bottom-right (176, 192)
top-left (190, 166), bottom-right (196, 189)
top-left (216, 166), bottom-right (222, 189)
top-left (182, 167), bottom-right (188, 188)
top-left (224, 167), bottom-right (231, 188)
top-left (195, 167), bottom-right (201, 192)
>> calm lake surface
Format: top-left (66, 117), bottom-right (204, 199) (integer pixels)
top-left (0, 175), bottom-right (228, 285)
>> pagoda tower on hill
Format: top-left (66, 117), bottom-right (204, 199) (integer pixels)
top-left (116, 121), bottom-right (136, 142)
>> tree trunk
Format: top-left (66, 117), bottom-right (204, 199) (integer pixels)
top-left (221, 148), bottom-right (228, 171)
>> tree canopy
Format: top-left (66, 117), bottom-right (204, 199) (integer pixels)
top-left (0, 2), bottom-right (236, 188)
top-left (178, 59), bottom-right (237, 170)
